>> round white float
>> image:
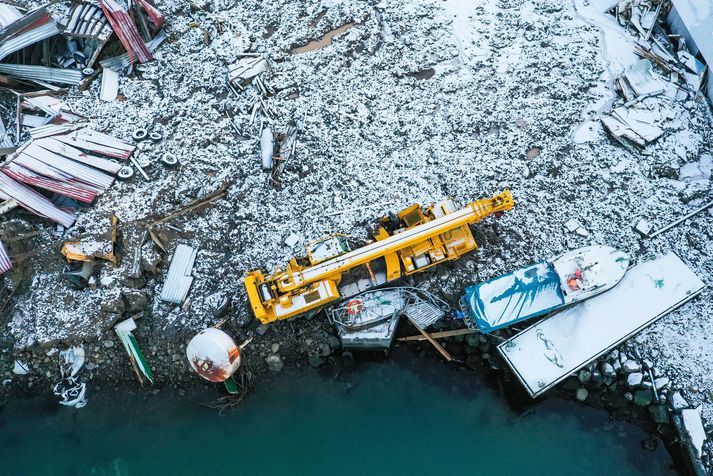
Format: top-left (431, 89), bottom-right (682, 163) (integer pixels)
top-left (186, 328), bottom-right (241, 382)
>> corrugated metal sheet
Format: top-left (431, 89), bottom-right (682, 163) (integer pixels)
top-left (135, 0), bottom-right (164, 32)
top-left (36, 137), bottom-right (122, 174)
top-left (0, 5), bottom-right (22, 29)
top-left (0, 239), bottom-right (12, 274)
top-left (12, 152), bottom-right (74, 181)
top-left (23, 96), bottom-right (84, 124)
top-left (100, 0), bottom-right (152, 64)
top-left (0, 116), bottom-right (13, 150)
top-left (0, 170), bottom-right (76, 227)
top-left (3, 163), bottom-right (98, 203)
top-left (0, 10), bottom-right (60, 61)
top-left (0, 64), bottom-right (83, 86)
top-left (100, 29), bottom-right (166, 71)
top-left (67, 128), bottom-right (136, 159)
top-left (29, 124), bottom-right (78, 139)
top-left (160, 244), bottom-right (197, 304)
top-left (22, 142), bottom-right (115, 190)
top-left (65, 3), bottom-right (110, 38)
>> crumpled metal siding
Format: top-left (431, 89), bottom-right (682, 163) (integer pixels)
top-left (100, 0), bottom-right (152, 64)
top-left (3, 162), bottom-right (98, 203)
top-left (0, 240), bottom-right (12, 274)
top-left (100, 29), bottom-right (166, 71)
top-left (0, 10), bottom-right (60, 61)
top-left (0, 64), bottom-right (83, 86)
top-left (65, 3), bottom-right (109, 38)
top-left (0, 4), bottom-right (22, 29)
top-left (0, 170), bottom-right (76, 227)
top-left (160, 244), bottom-right (197, 304)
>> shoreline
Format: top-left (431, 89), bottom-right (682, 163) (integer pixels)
top-left (0, 320), bottom-right (700, 475)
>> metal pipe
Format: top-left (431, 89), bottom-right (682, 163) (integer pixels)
top-left (647, 200), bottom-right (713, 238)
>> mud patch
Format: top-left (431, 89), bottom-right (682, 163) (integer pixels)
top-left (408, 68), bottom-right (436, 80)
top-left (292, 23), bottom-right (357, 54)
top-left (526, 147), bottom-right (541, 159)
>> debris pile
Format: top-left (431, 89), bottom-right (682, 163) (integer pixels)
top-left (600, 1), bottom-right (709, 152)
top-left (52, 345), bottom-right (87, 408)
top-left (0, 125), bottom-right (135, 226)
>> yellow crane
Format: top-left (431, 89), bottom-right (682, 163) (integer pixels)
top-left (245, 190), bottom-right (515, 323)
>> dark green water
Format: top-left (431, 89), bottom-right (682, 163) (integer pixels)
top-left (0, 350), bottom-right (675, 476)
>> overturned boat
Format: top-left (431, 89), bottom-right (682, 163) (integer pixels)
top-left (461, 245), bottom-right (629, 333)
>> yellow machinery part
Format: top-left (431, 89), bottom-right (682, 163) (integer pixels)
top-left (244, 190), bottom-right (515, 323)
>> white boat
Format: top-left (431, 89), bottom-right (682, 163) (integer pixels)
top-left (461, 245), bottom-right (630, 333)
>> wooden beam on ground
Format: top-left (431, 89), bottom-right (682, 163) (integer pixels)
top-left (407, 317), bottom-right (453, 362)
top-left (398, 327), bottom-right (477, 342)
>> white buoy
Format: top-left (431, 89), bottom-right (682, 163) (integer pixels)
top-left (186, 328), bottom-right (241, 382)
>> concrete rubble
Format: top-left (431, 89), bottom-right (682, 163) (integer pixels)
top-left (0, 0), bottom-right (711, 472)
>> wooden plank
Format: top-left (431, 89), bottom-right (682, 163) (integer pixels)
top-left (407, 317), bottom-right (452, 362)
top-left (398, 327), bottom-right (477, 342)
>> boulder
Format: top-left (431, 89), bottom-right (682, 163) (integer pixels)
top-left (576, 387), bottom-right (588, 402)
top-left (270, 343), bottom-right (280, 354)
top-left (265, 355), bottom-right (284, 372)
top-left (122, 290), bottom-right (149, 312)
top-left (649, 405), bottom-right (669, 424)
top-left (591, 369), bottom-right (602, 383)
top-left (327, 335), bottom-right (341, 350)
top-left (465, 333), bottom-right (479, 347)
top-left (627, 372), bottom-right (644, 387)
top-left (654, 377), bottom-right (670, 390)
top-left (465, 354), bottom-right (480, 370)
top-left (578, 369), bottom-right (592, 385)
top-left (255, 323), bottom-right (269, 336)
top-left (612, 360), bottom-right (622, 373)
top-left (308, 354), bottom-right (325, 368)
top-left (669, 392), bottom-right (689, 412)
top-left (623, 360), bottom-right (642, 373)
top-left (682, 406), bottom-right (706, 458)
top-left (601, 362), bottom-right (616, 377)
top-left (634, 389), bottom-right (653, 407)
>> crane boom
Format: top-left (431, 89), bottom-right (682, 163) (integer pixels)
top-left (245, 190), bottom-right (514, 323)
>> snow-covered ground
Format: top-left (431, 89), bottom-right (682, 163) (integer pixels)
top-left (1, 0), bottom-right (712, 463)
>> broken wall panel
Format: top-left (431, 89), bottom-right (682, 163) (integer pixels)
top-left (160, 244), bottom-right (197, 304)
top-left (0, 170), bottom-right (76, 227)
top-left (3, 163), bottom-right (98, 203)
top-left (100, 0), bottom-right (152, 64)
top-left (21, 142), bottom-right (115, 190)
top-left (0, 8), bottom-right (60, 61)
top-left (0, 239), bottom-right (12, 274)
top-left (0, 64), bottom-right (83, 86)
top-left (64, 2), bottom-right (110, 38)
top-left (498, 253), bottom-right (705, 398)
top-left (100, 67), bottom-right (119, 102)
